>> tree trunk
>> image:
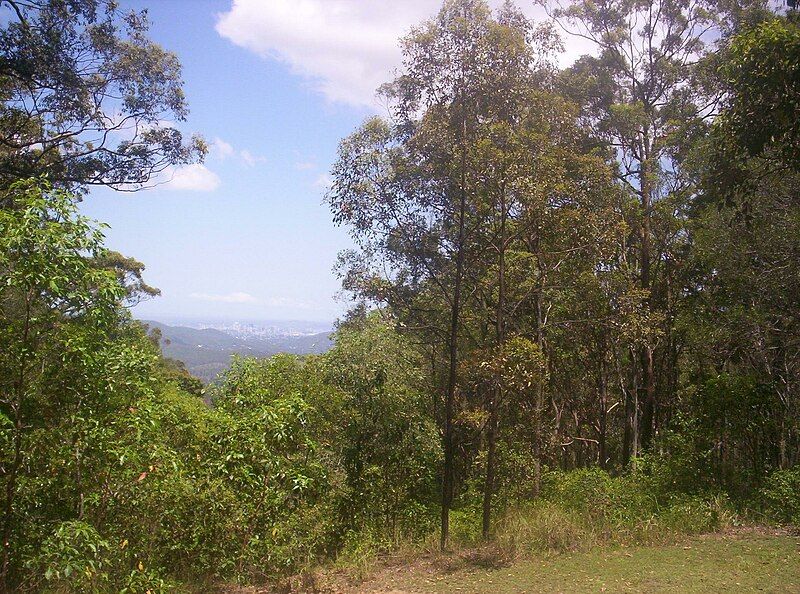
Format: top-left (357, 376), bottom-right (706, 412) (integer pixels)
top-left (533, 286), bottom-right (544, 495)
top-left (482, 402), bottom-right (498, 539)
top-left (598, 349), bottom-right (608, 469)
top-left (441, 115), bottom-right (469, 552)
top-left (482, 182), bottom-right (506, 539)
top-left (638, 153), bottom-right (657, 451)
top-left (623, 348), bottom-right (640, 467)
top-left (640, 347), bottom-right (656, 449)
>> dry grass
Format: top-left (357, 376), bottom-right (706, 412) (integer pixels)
top-left (345, 528), bottom-right (800, 594)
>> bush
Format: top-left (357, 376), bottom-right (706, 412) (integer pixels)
top-left (535, 467), bottom-right (731, 545)
top-left (448, 507), bottom-right (483, 548)
top-left (494, 502), bottom-right (593, 555)
top-left (24, 521), bottom-right (112, 592)
top-left (657, 495), bottom-right (732, 535)
top-left (21, 521), bottom-right (173, 593)
top-left (761, 467), bottom-right (800, 525)
top-left (540, 467), bottom-right (658, 530)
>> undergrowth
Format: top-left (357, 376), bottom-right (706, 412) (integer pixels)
top-left (293, 466), bottom-right (744, 593)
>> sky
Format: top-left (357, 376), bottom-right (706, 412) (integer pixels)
top-left (79, 0), bottom-right (590, 324)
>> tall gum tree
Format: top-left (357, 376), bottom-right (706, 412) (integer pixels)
top-left (544, 0), bottom-right (767, 456)
top-left (329, 0), bottom-right (632, 542)
top-left (329, 0), bottom-right (560, 548)
top-left (0, 0), bottom-right (206, 193)
top-left (329, 0), bottom-right (495, 548)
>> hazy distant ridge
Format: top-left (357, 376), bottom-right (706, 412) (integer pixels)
top-left (143, 320), bottom-right (333, 381)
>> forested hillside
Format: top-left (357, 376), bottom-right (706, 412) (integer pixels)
top-left (0, 0), bottom-right (798, 592)
top-left (144, 321), bottom-right (333, 381)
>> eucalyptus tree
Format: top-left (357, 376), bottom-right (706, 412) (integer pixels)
top-left (544, 0), bottom-right (768, 456)
top-left (385, 2), bottom-right (526, 547)
top-left (328, 17), bottom-right (484, 549)
top-left (447, 5), bottom-right (561, 538)
top-left (329, 0), bottom-right (564, 548)
top-left (465, 83), bottom-right (628, 524)
top-left (683, 15), bottom-right (800, 475)
top-left (0, 0), bottom-right (205, 193)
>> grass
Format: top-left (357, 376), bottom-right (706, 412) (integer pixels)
top-left (353, 530), bottom-right (800, 593)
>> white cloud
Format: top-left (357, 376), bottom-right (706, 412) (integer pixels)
top-left (240, 149), bottom-right (268, 167)
top-left (216, 0), bottom-right (413, 108)
top-left (189, 291), bottom-right (258, 303)
top-left (210, 136), bottom-right (235, 159)
top-left (215, 1), bottom-right (590, 109)
top-left (164, 164), bottom-right (221, 192)
top-left (209, 136), bottom-right (267, 167)
top-left (294, 161), bottom-right (315, 171)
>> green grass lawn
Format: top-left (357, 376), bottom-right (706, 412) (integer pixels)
top-left (390, 533), bottom-right (800, 593)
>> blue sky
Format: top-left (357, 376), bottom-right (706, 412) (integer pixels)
top-left (79, 0), bottom-right (586, 323)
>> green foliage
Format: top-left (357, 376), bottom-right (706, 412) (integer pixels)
top-left (26, 521), bottom-right (112, 592)
top-left (760, 468), bottom-right (800, 525)
top-left (447, 508), bottom-right (484, 548)
top-left (4, 0), bottom-right (800, 591)
top-left (0, 229), bottom-right (444, 590)
top-left (691, 375), bottom-right (781, 484)
top-left (443, 469), bottom-right (733, 561)
top-left (720, 18), bottom-right (800, 168)
top-left (321, 313), bottom-right (440, 545)
top-left (541, 468), bottom-right (655, 529)
top-left (538, 468), bottom-right (731, 544)
top-left (208, 356), bottom-right (333, 577)
top-left (0, 0), bottom-right (206, 192)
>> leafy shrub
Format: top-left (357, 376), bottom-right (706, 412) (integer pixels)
top-left (761, 467), bottom-right (800, 525)
top-left (24, 521), bottom-right (112, 593)
top-left (448, 507), bottom-right (483, 547)
top-left (657, 495), bottom-right (732, 535)
top-left (536, 467), bottom-right (730, 545)
top-left (541, 467), bottom-right (659, 530)
top-left (119, 565), bottom-right (172, 594)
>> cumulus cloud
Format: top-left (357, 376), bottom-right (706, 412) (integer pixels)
top-left (164, 163), bottom-right (221, 192)
top-left (209, 136), bottom-right (267, 167)
top-left (189, 291), bottom-right (258, 303)
top-left (216, 0), bottom-right (425, 108)
top-left (215, 1), bottom-right (589, 109)
top-left (240, 149), bottom-right (268, 167)
top-left (210, 136), bottom-right (235, 159)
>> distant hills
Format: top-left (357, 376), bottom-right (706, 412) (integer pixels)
top-left (142, 320), bottom-right (333, 382)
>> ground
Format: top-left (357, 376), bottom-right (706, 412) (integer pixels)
top-left (342, 530), bottom-right (800, 593)
top-left (228, 529), bottom-right (800, 593)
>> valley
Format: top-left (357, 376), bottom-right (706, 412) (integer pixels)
top-left (143, 319), bottom-right (333, 381)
